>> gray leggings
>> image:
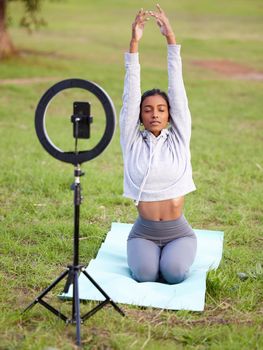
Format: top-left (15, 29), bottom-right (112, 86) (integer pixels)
top-left (127, 215), bottom-right (197, 284)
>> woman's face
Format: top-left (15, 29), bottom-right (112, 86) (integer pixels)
top-left (141, 95), bottom-right (169, 137)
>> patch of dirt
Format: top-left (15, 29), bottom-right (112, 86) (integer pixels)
top-left (192, 59), bottom-right (263, 80)
top-left (235, 120), bottom-right (263, 131)
top-left (125, 307), bottom-right (257, 327)
top-left (1, 58), bottom-right (262, 85)
top-left (0, 77), bottom-right (61, 85)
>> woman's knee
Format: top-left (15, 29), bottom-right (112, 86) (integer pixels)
top-left (131, 264), bottom-right (159, 282)
top-left (127, 238), bottom-right (160, 282)
top-left (160, 261), bottom-right (187, 284)
top-left (160, 236), bottom-right (197, 284)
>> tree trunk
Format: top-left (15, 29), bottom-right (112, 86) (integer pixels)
top-left (0, 0), bottom-right (17, 58)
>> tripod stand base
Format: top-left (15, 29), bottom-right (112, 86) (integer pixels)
top-left (23, 265), bottom-right (125, 346)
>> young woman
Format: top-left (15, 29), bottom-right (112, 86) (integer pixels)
top-left (120, 5), bottom-right (197, 284)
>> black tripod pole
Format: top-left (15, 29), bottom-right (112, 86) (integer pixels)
top-left (73, 165), bottom-right (81, 267)
top-left (71, 164), bottom-right (83, 346)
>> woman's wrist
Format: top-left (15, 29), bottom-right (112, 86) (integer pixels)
top-left (166, 32), bottom-right (176, 45)
top-left (130, 38), bottom-right (139, 53)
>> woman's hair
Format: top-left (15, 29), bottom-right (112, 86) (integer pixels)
top-left (139, 88), bottom-right (171, 122)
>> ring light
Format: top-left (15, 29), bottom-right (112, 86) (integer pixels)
top-left (35, 78), bottom-right (116, 165)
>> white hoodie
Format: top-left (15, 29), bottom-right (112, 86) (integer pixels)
top-left (120, 45), bottom-right (196, 205)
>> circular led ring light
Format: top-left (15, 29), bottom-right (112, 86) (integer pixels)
top-left (35, 79), bottom-right (116, 165)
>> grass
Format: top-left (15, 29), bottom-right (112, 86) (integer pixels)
top-left (0, 0), bottom-right (262, 349)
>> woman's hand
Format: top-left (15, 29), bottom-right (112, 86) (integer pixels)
top-left (150, 4), bottom-right (176, 44)
top-left (130, 9), bottom-right (150, 53)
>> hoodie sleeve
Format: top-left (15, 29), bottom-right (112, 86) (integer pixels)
top-left (167, 44), bottom-right (192, 146)
top-left (119, 52), bottom-right (141, 152)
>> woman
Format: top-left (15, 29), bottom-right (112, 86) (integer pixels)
top-left (120, 5), bottom-right (197, 284)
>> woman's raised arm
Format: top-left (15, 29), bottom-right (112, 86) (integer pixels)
top-left (151, 4), bottom-right (192, 146)
top-left (120, 10), bottom-right (149, 151)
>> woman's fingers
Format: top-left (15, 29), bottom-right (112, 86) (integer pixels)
top-left (156, 4), bottom-right (163, 13)
top-left (149, 11), bottom-right (163, 26)
top-left (156, 18), bottom-right (163, 28)
top-left (135, 10), bottom-right (149, 24)
top-left (136, 8), bottom-right (144, 19)
top-left (136, 8), bottom-right (148, 17)
top-left (134, 5), bottom-right (167, 31)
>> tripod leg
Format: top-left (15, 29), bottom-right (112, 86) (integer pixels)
top-left (63, 268), bottom-right (74, 293)
top-left (23, 269), bottom-right (69, 313)
top-left (73, 269), bottom-right (81, 346)
top-left (81, 269), bottom-right (125, 317)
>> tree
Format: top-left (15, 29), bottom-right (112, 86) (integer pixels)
top-left (0, 0), bottom-right (44, 59)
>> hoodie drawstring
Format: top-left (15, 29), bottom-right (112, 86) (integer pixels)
top-left (135, 139), bottom-right (157, 206)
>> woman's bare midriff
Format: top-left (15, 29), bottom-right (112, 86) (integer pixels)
top-left (137, 197), bottom-right (184, 221)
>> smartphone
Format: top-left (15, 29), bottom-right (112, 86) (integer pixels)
top-left (72, 101), bottom-right (91, 139)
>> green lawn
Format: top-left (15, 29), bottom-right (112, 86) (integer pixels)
top-left (0, 0), bottom-right (262, 349)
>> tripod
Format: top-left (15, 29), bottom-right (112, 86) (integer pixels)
top-left (23, 163), bottom-right (125, 346)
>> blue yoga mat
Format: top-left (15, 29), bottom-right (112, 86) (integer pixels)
top-left (61, 223), bottom-right (224, 311)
